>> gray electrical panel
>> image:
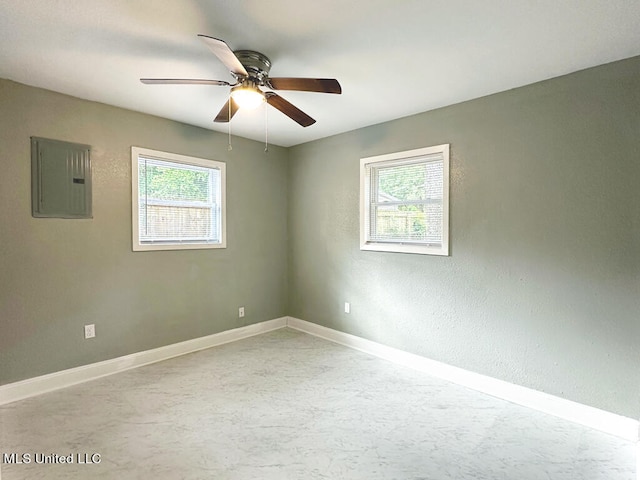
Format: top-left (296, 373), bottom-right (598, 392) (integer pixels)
top-left (31, 137), bottom-right (92, 218)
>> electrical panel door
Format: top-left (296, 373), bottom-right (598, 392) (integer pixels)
top-left (31, 137), bottom-right (92, 218)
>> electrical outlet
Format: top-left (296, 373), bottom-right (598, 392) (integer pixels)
top-left (239, 307), bottom-right (245, 318)
top-left (84, 324), bottom-right (95, 339)
top-left (344, 302), bottom-right (351, 314)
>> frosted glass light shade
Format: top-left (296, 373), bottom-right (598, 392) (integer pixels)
top-left (230, 87), bottom-right (265, 110)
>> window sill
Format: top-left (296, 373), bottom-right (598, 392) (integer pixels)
top-left (360, 241), bottom-right (448, 256)
top-left (133, 242), bottom-right (226, 252)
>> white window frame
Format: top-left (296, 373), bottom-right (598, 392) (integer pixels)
top-left (131, 147), bottom-right (226, 251)
top-left (360, 144), bottom-right (449, 256)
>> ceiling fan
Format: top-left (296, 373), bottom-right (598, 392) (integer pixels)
top-left (141, 34), bottom-right (342, 127)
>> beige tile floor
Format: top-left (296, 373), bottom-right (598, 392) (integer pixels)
top-left (0, 328), bottom-right (636, 479)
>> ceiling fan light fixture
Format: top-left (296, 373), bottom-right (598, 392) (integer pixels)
top-left (230, 84), bottom-right (264, 110)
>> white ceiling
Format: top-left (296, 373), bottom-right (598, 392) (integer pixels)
top-left (1, 1), bottom-right (639, 147)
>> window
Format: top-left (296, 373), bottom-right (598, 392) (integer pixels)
top-left (360, 144), bottom-right (449, 256)
top-left (131, 147), bottom-right (226, 251)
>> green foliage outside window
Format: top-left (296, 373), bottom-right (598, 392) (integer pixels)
top-left (378, 163), bottom-right (426, 204)
top-left (377, 163), bottom-right (428, 237)
top-left (139, 164), bottom-right (210, 202)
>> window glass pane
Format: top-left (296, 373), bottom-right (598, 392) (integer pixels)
top-left (371, 204), bottom-right (442, 243)
top-left (138, 157), bottom-right (219, 243)
top-left (141, 159), bottom-right (212, 202)
top-left (376, 159), bottom-right (443, 202)
top-left (370, 158), bottom-right (443, 245)
top-left (139, 204), bottom-right (214, 241)
top-left (377, 162), bottom-right (426, 202)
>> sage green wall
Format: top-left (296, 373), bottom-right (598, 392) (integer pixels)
top-left (288, 57), bottom-right (640, 419)
top-left (0, 79), bottom-right (289, 385)
top-left (2, 57), bottom-right (639, 419)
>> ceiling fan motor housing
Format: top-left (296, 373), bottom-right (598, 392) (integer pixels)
top-left (233, 50), bottom-right (272, 84)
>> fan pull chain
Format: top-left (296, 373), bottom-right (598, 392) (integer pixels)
top-left (227, 98), bottom-right (233, 151)
top-left (264, 101), bottom-right (269, 153)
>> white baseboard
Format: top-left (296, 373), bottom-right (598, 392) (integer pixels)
top-left (2, 315), bottom-right (637, 442)
top-left (0, 317), bottom-right (287, 406)
top-left (287, 317), bottom-right (639, 442)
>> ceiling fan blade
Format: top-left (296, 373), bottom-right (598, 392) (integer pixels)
top-left (268, 78), bottom-right (342, 94)
top-left (140, 78), bottom-right (231, 86)
top-left (214, 98), bottom-right (240, 123)
top-left (197, 34), bottom-right (248, 78)
top-left (265, 92), bottom-right (316, 127)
